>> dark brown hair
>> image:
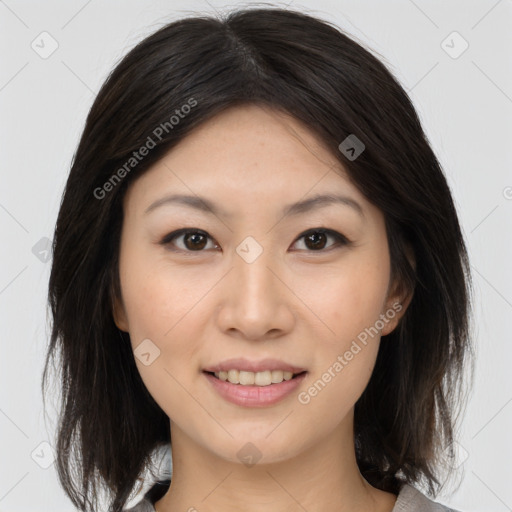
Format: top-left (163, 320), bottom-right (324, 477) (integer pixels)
top-left (42, 7), bottom-right (473, 512)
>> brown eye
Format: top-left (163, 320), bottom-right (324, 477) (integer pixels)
top-left (304, 231), bottom-right (328, 250)
top-left (292, 228), bottom-right (350, 252)
top-left (160, 227), bottom-right (350, 253)
top-left (160, 229), bottom-right (218, 252)
top-left (183, 232), bottom-right (208, 250)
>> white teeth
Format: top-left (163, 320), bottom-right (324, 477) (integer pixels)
top-left (255, 370), bottom-right (271, 386)
top-left (213, 369), bottom-right (296, 386)
top-left (227, 369), bottom-right (239, 384)
top-left (239, 371), bottom-right (255, 385)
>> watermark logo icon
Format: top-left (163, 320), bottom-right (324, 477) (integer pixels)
top-left (443, 440), bottom-right (470, 470)
top-left (31, 32), bottom-right (59, 59)
top-left (441, 31), bottom-right (469, 59)
top-left (31, 237), bottom-right (52, 263)
top-left (338, 134), bottom-right (365, 161)
top-left (236, 442), bottom-right (262, 468)
top-left (31, 441), bottom-right (55, 469)
top-left (134, 338), bottom-right (161, 366)
top-left (236, 236), bottom-right (263, 264)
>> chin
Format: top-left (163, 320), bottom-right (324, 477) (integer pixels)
top-left (203, 431), bottom-right (306, 468)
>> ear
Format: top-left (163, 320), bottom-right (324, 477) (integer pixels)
top-left (380, 288), bottom-right (413, 336)
top-left (380, 245), bottom-right (415, 336)
top-left (112, 294), bottom-right (129, 332)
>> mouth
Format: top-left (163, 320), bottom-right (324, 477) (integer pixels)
top-left (203, 369), bottom-right (308, 387)
top-left (203, 369), bottom-right (308, 407)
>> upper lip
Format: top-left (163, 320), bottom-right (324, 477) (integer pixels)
top-left (203, 358), bottom-right (306, 374)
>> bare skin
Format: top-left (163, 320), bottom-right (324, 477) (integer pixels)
top-left (113, 104), bottom-right (411, 512)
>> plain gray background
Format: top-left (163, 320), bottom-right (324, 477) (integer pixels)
top-left (1, 1), bottom-right (511, 511)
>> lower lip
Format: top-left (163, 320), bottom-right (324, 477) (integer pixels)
top-left (203, 371), bottom-right (307, 407)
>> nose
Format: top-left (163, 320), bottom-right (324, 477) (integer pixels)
top-left (216, 244), bottom-right (295, 341)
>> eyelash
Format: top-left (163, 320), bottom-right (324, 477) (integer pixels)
top-left (159, 228), bottom-right (351, 254)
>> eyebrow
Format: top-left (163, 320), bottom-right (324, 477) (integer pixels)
top-left (144, 193), bottom-right (364, 219)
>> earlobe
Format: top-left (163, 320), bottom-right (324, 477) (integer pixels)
top-left (381, 288), bottom-right (413, 337)
top-left (381, 300), bottom-right (404, 336)
top-left (112, 295), bottom-right (129, 332)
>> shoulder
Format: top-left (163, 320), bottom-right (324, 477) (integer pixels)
top-left (394, 484), bottom-right (461, 512)
top-left (123, 498), bottom-right (156, 512)
top-left (123, 479), bottom-right (170, 512)
top-left (124, 480), bottom-right (462, 512)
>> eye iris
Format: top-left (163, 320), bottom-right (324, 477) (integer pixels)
top-left (185, 232), bottom-right (207, 250)
top-left (305, 231), bottom-right (327, 250)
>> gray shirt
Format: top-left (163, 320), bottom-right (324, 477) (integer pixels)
top-left (124, 482), bottom-right (460, 511)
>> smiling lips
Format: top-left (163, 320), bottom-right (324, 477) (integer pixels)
top-left (203, 358), bottom-right (308, 406)
top-left (203, 358), bottom-right (306, 386)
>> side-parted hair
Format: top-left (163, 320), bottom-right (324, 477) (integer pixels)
top-left (42, 7), bottom-right (473, 512)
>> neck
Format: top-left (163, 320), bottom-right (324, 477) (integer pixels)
top-left (154, 415), bottom-right (397, 512)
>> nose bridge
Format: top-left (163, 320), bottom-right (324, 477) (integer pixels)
top-left (232, 236), bottom-right (277, 303)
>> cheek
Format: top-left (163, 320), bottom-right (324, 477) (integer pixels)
top-left (117, 240), bottom-right (234, 397)
top-left (296, 250), bottom-right (389, 406)
top-left (300, 251), bottom-right (390, 345)
top-left (122, 272), bottom-right (207, 370)
top-left (120, 263), bottom-right (206, 418)
top-left (298, 281), bottom-right (385, 427)
top-left (119, 239), bottom-right (214, 341)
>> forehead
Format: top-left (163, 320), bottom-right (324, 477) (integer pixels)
top-left (123, 104), bottom-right (367, 215)
top-left (168, 104), bottom-right (339, 173)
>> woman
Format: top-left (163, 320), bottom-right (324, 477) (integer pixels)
top-left (42, 7), bottom-right (473, 512)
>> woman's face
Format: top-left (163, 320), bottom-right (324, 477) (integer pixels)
top-left (113, 104), bottom-right (406, 465)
